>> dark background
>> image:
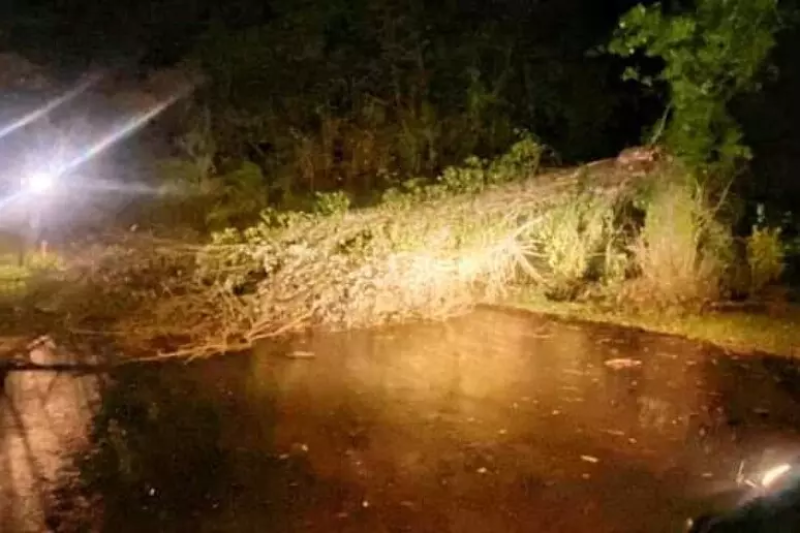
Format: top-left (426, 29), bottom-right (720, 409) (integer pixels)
top-left (0, 0), bottom-right (797, 212)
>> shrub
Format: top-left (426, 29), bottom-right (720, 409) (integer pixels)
top-left (521, 193), bottom-right (621, 300)
top-left (624, 179), bottom-right (733, 311)
top-left (747, 225), bottom-right (785, 296)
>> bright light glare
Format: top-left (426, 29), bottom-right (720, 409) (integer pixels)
top-left (761, 463), bottom-right (792, 488)
top-left (61, 89), bottom-right (190, 177)
top-left (0, 74), bottom-right (100, 141)
top-left (27, 172), bottom-right (55, 193)
top-left (0, 80), bottom-right (194, 216)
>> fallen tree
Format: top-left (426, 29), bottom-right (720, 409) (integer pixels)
top-left (41, 139), bottom-right (636, 357)
top-left (8, 138), bottom-right (781, 360)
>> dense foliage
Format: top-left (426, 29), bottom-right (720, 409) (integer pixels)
top-left (609, 0), bottom-right (784, 178)
top-left (0, 0), bottom-right (661, 231)
top-left (0, 0), bottom-right (794, 233)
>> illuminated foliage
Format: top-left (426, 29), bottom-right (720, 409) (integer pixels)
top-left (609, 0), bottom-right (784, 176)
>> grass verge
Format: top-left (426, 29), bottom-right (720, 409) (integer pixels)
top-left (506, 290), bottom-right (800, 358)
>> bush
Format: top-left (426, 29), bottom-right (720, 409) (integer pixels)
top-left (624, 179), bottom-right (733, 312)
top-left (747, 225), bottom-right (785, 296)
top-left (521, 193), bottom-right (622, 300)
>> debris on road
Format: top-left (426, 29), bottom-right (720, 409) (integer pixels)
top-left (604, 358), bottom-right (642, 370)
top-left (580, 455), bottom-right (600, 464)
top-left (290, 442), bottom-right (309, 455)
top-left (287, 350), bottom-right (316, 359)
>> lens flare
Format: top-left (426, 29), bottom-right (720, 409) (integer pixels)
top-left (0, 191), bottom-right (24, 212)
top-left (761, 463), bottom-right (792, 488)
top-left (27, 172), bottom-right (55, 193)
top-left (0, 73), bottom-right (101, 141)
top-left (61, 89), bottom-right (189, 177)
top-left (70, 176), bottom-right (167, 196)
top-left (0, 80), bottom-right (194, 218)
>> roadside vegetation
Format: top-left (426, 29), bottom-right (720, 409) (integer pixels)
top-left (2, 135), bottom-right (795, 359)
top-left (0, 0), bottom-right (797, 360)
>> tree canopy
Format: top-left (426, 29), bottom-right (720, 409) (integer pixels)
top-left (0, 0), bottom-right (796, 228)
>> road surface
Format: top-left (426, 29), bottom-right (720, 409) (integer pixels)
top-left (4, 307), bottom-right (800, 532)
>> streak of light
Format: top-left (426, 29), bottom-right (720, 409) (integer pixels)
top-left (73, 176), bottom-right (168, 196)
top-left (0, 73), bottom-right (102, 141)
top-left (60, 88), bottom-right (191, 177)
top-left (0, 191), bottom-right (24, 212)
top-left (0, 84), bottom-right (194, 213)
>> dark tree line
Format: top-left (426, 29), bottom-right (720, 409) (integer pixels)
top-left (0, 0), bottom-right (796, 229)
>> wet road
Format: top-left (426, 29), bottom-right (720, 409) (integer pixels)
top-left (4, 307), bottom-right (800, 532)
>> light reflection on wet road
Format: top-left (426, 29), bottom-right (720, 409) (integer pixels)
top-left (4, 307), bottom-right (800, 532)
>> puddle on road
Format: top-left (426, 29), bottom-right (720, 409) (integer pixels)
top-left (3, 307), bottom-right (800, 532)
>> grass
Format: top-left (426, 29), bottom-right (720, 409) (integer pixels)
top-left (507, 289), bottom-right (800, 358)
top-left (0, 253), bottom-right (57, 301)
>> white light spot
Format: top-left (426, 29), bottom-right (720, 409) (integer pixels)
top-left (27, 172), bottom-right (55, 193)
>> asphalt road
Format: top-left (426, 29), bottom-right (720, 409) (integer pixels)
top-left (5, 307), bottom-right (800, 532)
